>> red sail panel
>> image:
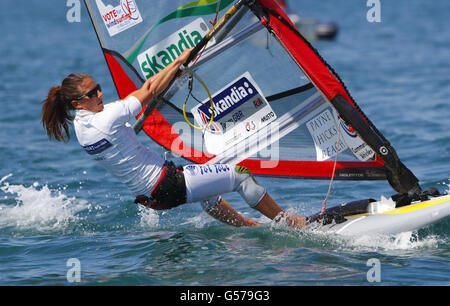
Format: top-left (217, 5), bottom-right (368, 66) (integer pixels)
top-left (239, 159), bottom-right (385, 179)
top-left (104, 52), bottom-right (138, 98)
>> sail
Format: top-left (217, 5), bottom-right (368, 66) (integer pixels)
top-left (83, 0), bottom-right (420, 192)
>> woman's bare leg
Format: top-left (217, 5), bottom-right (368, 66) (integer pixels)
top-left (205, 198), bottom-right (261, 227)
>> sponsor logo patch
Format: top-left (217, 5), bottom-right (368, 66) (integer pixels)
top-left (83, 138), bottom-right (112, 155)
top-left (96, 0), bottom-right (143, 37)
top-left (184, 164), bottom-right (231, 176)
top-left (190, 72), bottom-right (277, 155)
top-left (332, 110), bottom-right (376, 161)
top-left (185, 165), bottom-right (199, 176)
top-left (307, 109), bottom-right (348, 161)
top-left (138, 18), bottom-right (213, 79)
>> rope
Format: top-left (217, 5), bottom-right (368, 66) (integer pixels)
top-left (181, 3), bottom-right (222, 131)
top-left (182, 69), bottom-right (215, 130)
top-left (319, 117), bottom-right (342, 216)
top-left (191, 1), bottom-right (221, 67)
top-left (212, 0), bottom-right (221, 25)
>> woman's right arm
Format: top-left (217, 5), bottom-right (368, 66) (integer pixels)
top-left (127, 47), bottom-right (193, 107)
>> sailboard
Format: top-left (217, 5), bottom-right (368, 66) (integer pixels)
top-left (83, 0), bottom-right (449, 235)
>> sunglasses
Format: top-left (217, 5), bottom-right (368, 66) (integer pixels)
top-left (73, 84), bottom-right (102, 101)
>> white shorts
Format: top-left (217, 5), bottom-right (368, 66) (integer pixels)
top-left (183, 164), bottom-right (266, 211)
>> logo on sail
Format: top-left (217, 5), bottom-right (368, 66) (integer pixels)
top-left (138, 18), bottom-right (214, 79)
top-left (96, 0), bottom-right (143, 37)
top-left (340, 120), bottom-right (357, 138)
top-left (332, 110), bottom-right (376, 161)
top-left (190, 72), bottom-right (277, 155)
top-left (196, 77), bottom-right (257, 122)
top-left (307, 110), bottom-right (348, 161)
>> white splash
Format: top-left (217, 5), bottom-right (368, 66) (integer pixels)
top-left (444, 180), bottom-right (450, 193)
top-left (0, 174), bottom-right (88, 233)
top-left (341, 231), bottom-right (442, 254)
top-left (137, 205), bottom-right (160, 228)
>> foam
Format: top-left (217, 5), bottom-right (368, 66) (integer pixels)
top-left (0, 174), bottom-right (88, 234)
top-left (346, 231), bottom-right (442, 253)
top-left (137, 205), bottom-right (160, 229)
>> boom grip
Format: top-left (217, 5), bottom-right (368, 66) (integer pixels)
top-left (184, 38), bottom-right (209, 68)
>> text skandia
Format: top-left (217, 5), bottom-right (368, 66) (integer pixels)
top-left (200, 81), bottom-right (256, 120)
top-left (141, 30), bottom-right (202, 78)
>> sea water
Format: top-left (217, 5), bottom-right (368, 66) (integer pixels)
top-left (0, 0), bottom-right (449, 286)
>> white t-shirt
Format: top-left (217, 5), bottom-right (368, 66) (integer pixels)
top-left (73, 96), bottom-right (164, 196)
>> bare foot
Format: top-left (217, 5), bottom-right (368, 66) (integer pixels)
top-left (285, 215), bottom-right (306, 228)
top-left (243, 218), bottom-right (262, 227)
top-left (275, 212), bottom-right (306, 228)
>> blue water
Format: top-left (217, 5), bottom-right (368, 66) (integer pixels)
top-left (0, 0), bottom-right (449, 286)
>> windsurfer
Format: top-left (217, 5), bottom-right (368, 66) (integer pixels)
top-left (41, 48), bottom-right (305, 228)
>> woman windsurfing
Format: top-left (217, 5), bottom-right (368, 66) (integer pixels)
top-left (41, 48), bottom-right (305, 228)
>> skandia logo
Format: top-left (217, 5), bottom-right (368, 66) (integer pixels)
top-left (138, 18), bottom-right (212, 79)
top-left (196, 77), bottom-right (257, 122)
